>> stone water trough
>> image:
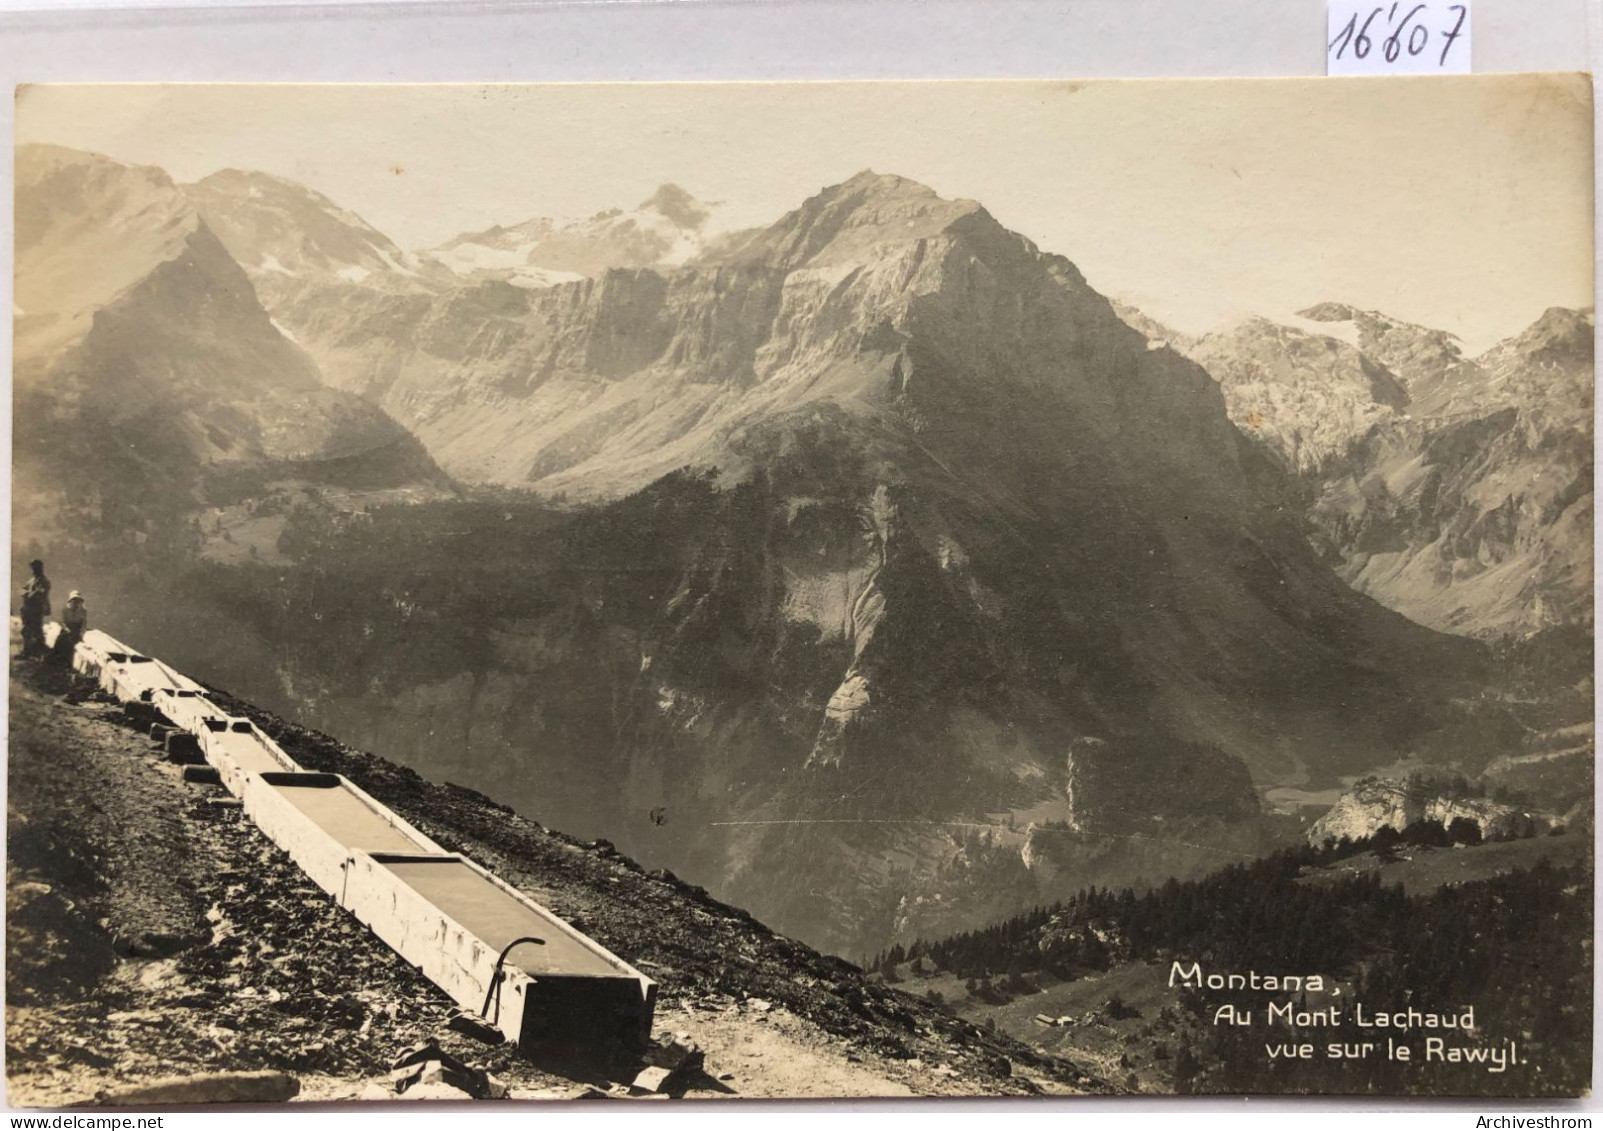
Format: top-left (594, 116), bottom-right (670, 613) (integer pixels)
top-left (61, 625), bottom-right (657, 1056)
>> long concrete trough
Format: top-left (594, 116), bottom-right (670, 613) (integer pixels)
top-left (64, 628), bottom-right (204, 704)
top-left (241, 770), bottom-right (444, 895)
top-left (198, 717), bottom-right (301, 795)
top-left (67, 628), bottom-right (132, 680)
top-left (345, 853), bottom-right (656, 1053)
top-left (51, 621), bottom-right (657, 1057)
top-left (151, 688), bottom-right (230, 734)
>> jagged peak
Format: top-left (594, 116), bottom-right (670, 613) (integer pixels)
top-left (1295, 302), bottom-right (1411, 332)
top-left (190, 167), bottom-right (355, 217)
top-left (183, 166), bottom-right (417, 282)
top-left (1521, 304), bottom-right (1595, 338)
top-left (834, 168), bottom-right (942, 196)
top-left (1479, 304), bottom-right (1595, 365)
top-left (1229, 314), bottom-right (1322, 337)
top-left (1296, 301), bottom-right (1465, 344)
top-left (1296, 301), bottom-right (1363, 324)
top-left (700, 170), bottom-right (990, 270)
top-left (637, 183), bottom-right (711, 231)
top-left (1201, 318), bottom-right (1309, 351)
top-left (817, 169), bottom-right (985, 219)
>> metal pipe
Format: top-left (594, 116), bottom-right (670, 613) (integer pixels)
top-left (479, 936), bottom-right (547, 1024)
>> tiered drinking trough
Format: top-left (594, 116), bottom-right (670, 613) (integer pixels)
top-left (56, 624), bottom-right (658, 1056)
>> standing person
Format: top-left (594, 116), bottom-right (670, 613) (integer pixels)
top-left (18, 560), bottom-right (50, 659)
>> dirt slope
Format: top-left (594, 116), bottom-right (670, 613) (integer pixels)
top-left (5, 655), bottom-right (1110, 1105)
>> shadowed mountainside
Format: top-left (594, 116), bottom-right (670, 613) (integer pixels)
top-left (1125, 301), bottom-right (1593, 639)
top-left (16, 153), bottom-right (1515, 959)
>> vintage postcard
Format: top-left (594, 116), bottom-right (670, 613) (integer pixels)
top-left (7, 76), bottom-right (1594, 1104)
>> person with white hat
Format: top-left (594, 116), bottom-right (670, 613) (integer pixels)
top-left (61, 591), bottom-right (87, 644)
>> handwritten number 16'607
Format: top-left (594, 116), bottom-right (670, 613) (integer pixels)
top-left (1330, 4), bottom-right (1468, 67)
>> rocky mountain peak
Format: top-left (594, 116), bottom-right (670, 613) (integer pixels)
top-left (1489, 305), bottom-right (1595, 367)
top-left (699, 170), bottom-right (991, 271)
top-left (638, 182), bottom-right (712, 231)
top-left (1450, 305), bottom-right (1595, 424)
top-left (16, 141), bottom-right (176, 199)
top-left (13, 143), bottom-right (438, 554)
top-left (1181, 315), bottom-right (1409, 473)
top-left (1296, 301), bottom-right (1474, 406)
top-left (836, 168), bottom-right (945, 199)
top-left (15, 145), bottom-right (201, 372)
top-left (1296, 301), bottom-right (1362, 324)
top-left (421, 185), bottom-right (721, 285)
top-left (185, 167), bottom-right (428, 290)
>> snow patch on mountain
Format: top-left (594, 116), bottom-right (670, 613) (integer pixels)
top-left (423, 183), bottom-right (722, 286)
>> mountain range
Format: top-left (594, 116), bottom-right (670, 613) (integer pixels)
top-left (12, 145), bottom-right (442, 576)
top-left (1133, 300), bottom-right (1593, 637)
top-left (12, 144), bottom-right (1589, 956)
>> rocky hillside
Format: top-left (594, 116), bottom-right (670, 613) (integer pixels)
top-left (1298, 303), bottom-right (1480, 408)
top-left (1299, 304), bottom-right (1593, 638)
top-left (33, 160), bottom-right (1510, 960)
top-left (1137, 299), bottom-right (1593, 639)
top-left (7, 654), bottom-right (1104, 1105)
top-left (14, 146), bottom-right (435, 480)
top-left (11, 145), bottom-right (444, 609)
top-left (1306, 774), bottom-right (1552, 845)
top-left (1187, 317), bottom-right (1409, 475)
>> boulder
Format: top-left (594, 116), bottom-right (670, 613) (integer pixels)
top-left (630, 1066), bottom-right (675, 1095)
top-left (445, 1009), bottom-right (506, 1046)
top-left (123, 702), bottom-right (160, 727)
top-left (163, 731), bottom-right (205, 765)
top-left (389, 1043), bottom-right (506, 1100)
top-left (644, 1032), bottom-right (704, 1073)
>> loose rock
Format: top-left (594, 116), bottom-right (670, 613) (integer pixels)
top-left (95, 1070), bottom-right (300, 1106)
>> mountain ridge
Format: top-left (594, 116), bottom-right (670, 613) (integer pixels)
top-left (16, 146), bottom-right (1548, 960)
top-left (1121, 294), bottom-right (1593, 638)
top-left (422, 181), bottom-right (719, 285)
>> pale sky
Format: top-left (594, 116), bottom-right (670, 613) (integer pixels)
top-left (15, 76), bottom-right (1594, 351)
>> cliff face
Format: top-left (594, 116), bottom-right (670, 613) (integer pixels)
top-left (1187, 317), bottom-right (1409, 475)
top-left (1301, 306), bottom-right (1593, 638)
top-left (195, 171), bottom-right (1253, 500)
top-left (1147, 299), bottom-right (1594, 640)
top-left (193, 159), bottom-right (1588, 644)
top-left (1308, 776), bottom-right (1550, 845)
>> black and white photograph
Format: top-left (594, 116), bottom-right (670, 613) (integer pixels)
top-left (6, 74), bottom-right (1595, 1104)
